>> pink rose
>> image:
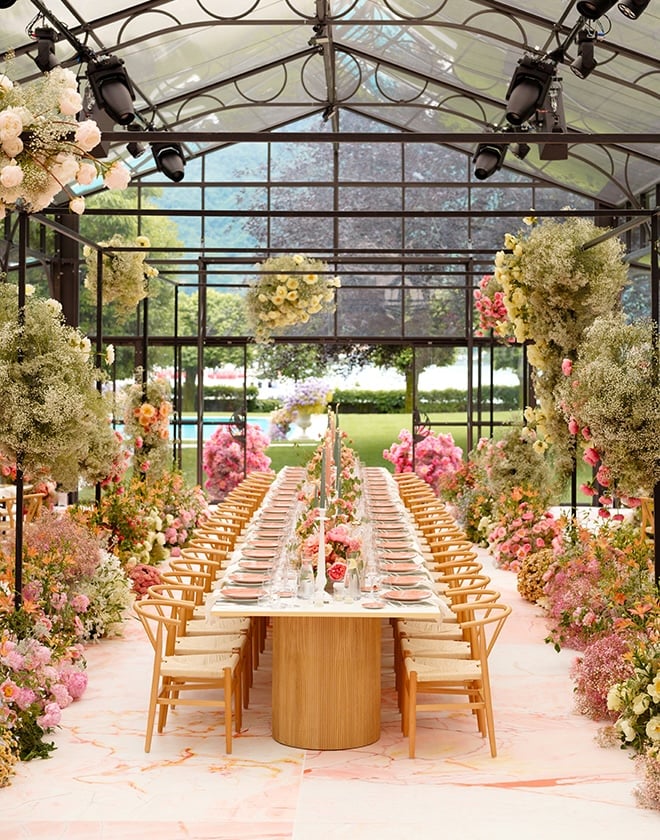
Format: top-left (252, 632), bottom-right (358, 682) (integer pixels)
top-left (561, 358), bottom-right (573, 376)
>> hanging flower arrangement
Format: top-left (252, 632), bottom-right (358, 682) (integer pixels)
top-left (83, 235), bottom-right (158, 313)
top-left (245, 253), bottom-right (340, 343)
top-left (0, 66), bottom-right (129, 216)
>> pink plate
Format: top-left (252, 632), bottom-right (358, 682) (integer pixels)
top-left (244, 540), bottom-right (279, 549)
top-left (220, 587), bottom-right (263, 600)
top-left (240, 548), bottom-right (275, 559)
top-left (239, 559), bottom-right (273, 571)
top-left (229, 572), bottom-right (267, 585)
top-left (378, 562), bottom-right (420, 573)
top-left (380, 551), bottom-right (417, 561)
top-left (361, 600), bottom-right (385, 610)
top-left (381, 575), bottom-right (426, 587)
top-left (382, 589), bottom-right (432, 602)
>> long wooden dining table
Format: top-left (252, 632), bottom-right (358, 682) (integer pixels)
top-left (210, 467), bottom-right (449, 750)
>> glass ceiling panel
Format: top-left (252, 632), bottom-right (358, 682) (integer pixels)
top-left (0, 1), bottom-right (655, 208)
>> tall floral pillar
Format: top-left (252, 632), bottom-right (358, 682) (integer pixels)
top-left (0, 66), bottom-right (130, 606)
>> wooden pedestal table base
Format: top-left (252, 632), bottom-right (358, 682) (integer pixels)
top-left (271, 615), bottom-right (382, 749)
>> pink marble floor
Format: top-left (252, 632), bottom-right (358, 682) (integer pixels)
top-left (1, 549), bottom-right (658, 839)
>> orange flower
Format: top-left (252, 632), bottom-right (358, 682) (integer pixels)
top-left (137, 402), bottom-right (157, 427)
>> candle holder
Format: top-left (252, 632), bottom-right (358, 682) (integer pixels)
top-left (315, 506), bottom-right (327, 593)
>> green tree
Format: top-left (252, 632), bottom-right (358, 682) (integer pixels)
top-left (176, 290), bottom-right (249, 411)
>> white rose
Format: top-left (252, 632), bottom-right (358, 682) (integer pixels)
top-left (59, 88), bottom-right (83, 116)
top-left (105, 344), bottom-right (115, 365)
top-left (25, 284), bottom-right (35, 296)
top-left (69, 196), bottom-right (85, 215)
top-left (2, 135), bottom-right (23, 158)
top-left (646, 715), bottom-right (660, 742)
top-left (0, 108), bottom-right (24, 139)
top-left (76, 162), bottom-right (97, 186)
top-left (103, 162), bottom-right (131, 190)
top-left (631, 693), bottom-right (650, 715)
top-left (45, 298), bottom-right (62, 315)
top-left (75, 120), bottom-right (102, 152)
top-left (0, 75), bottom-right (13, 92)
top-left (0, 162), bottom-right (24, 188)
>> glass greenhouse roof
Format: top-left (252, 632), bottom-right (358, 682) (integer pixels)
top-left (0, 1), bottom-right (657, 206)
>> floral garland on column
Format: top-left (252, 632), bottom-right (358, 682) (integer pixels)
top-left (83, 235), bottom-right (158, 313)
top-left (0, 285), bottom-right (121, 490)
top-left (120, 375), bottom-right (173, 479)
top-left (480, 215), bottom-right (628, 477)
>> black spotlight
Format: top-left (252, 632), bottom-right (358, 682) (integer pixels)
top-left (570, 29), bottom-right (598, 79)
top-left (617, 0), bottom-right (651, 17)
top-left (505, 55), bottom-right (556, 126)
top-left (510, 142), bottom-right (531, 160)
top-left (576, 0), bottom-right (618, 18)
top-left (127, 140), bottom-right (147, 158)
top-left (86, 55), bottom-right (135, 126)
top-left (472, 143), bottom-right (507, 180)
top-left (151, 142), bottom-right (186, 182)
top-left (32, 27), bottom-right (60, 73)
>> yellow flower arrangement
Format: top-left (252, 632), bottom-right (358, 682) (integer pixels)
top-left (83, 235), bottom-right (158, 314)
top-left (246, 253), bottom-right (340, 343)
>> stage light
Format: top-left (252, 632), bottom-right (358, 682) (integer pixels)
top-left (510, 142), bottom-right (531, 160)
top-left (86, 55), bottom-right (135, 125)
top-left (576, 0), bottom-right (617, 18)
top-left (472, 142), bottom-right (507, 180)
top-left (505, 55), bottom-right (556, 126)
top-left (617, 0), bottom-right (651, 17)
top-left (32, 27), bottom-right (60, 73)
top-left (151, 141), bottom-right (186, 182)
top-left (127, 140), bottom-right (147, 158)
top-left (570, 29), bottom-right (598, 79)
top-left (0, 0), bottom-right (19, 7)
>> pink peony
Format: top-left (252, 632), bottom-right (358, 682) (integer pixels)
top-left (561, 358), bottom-right (573, 376)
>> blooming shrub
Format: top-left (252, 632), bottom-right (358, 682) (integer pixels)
top-left (487, 490), bottom-right (562, 572)
top-left (607, 640), bottom-right (660, 753)
top-left (570, 634), bottom-right (634, 721)
top-left (246, 254), bottom-right (340, 343)
top-left (203, 423), bottom-right (272, 502)
top-left (88, 471), bottom-right (208, 568)
top-left (0, 626), bottom-right (88, 761)
top-left (383, 428), bottom-right (463, 495)
top-left (543, 522), bottom-right (659, 652)
top-left (127, 564), bottom-right (163, 599)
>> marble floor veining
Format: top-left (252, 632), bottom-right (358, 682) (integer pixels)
top-left (1, 550), bottom-right (658, 839)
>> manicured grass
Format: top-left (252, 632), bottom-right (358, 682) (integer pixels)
top-left (180, 412), bottom-right (513, 486)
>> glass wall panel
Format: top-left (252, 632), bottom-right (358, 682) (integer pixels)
top-left (337, 287), bottom-right (403, 337)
